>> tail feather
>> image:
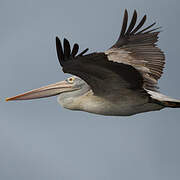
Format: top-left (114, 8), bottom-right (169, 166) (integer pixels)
top-left (147, 90), bottom-right (180, 108)
top-left (162, 100), bottom-right (180, 108)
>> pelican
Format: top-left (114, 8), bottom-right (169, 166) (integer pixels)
top-left (6, 10), bottom-right (180, 116)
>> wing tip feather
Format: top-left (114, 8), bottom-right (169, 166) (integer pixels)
top-left (114, 9), bottom-right (161, 48)
top-left (55, 37), bottom-right (89, 66)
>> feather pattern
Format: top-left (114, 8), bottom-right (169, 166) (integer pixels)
top-left (56, 37), bottom-right (144, 96)
top-left (56, 9), bottom-right (165, 96)
top-left (109, 9), bottom-right (165, 91)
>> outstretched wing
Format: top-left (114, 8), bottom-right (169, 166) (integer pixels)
top-left (106, 9), bottom-right (165, 91)
top-left (56, 9), bottom-right (165, 96)
top-left (56, 37), bottom-right (144, 96)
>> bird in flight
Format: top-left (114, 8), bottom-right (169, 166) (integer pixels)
top-left (6, 10), bottom-right (180, 116)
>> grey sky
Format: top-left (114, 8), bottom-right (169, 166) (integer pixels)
top-left (0, 0), bottom-right (180, 180)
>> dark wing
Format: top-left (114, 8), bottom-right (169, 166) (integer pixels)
top-left (56, 9), bottom-right (165, 96)
top-left (56, 37), bottom-right (144, 96)
top-left (106, 9), bottom-right (165, 91)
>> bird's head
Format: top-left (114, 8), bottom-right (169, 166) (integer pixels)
top-left (6, 76), bottom-right (90, 102)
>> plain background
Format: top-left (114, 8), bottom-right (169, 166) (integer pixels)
top-left (0, 0), bottom-right (180, 180)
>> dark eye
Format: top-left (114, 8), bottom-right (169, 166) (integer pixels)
top-left (67, 77), bottom-right (74, 83)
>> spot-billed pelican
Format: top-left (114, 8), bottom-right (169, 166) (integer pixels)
top-left (6, 10), bottom-right (180, 116)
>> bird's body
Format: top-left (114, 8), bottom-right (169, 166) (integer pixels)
top-left (6, 9), bottom-right (180, 116)
top-left (58, 88), bottom-right (162, 116)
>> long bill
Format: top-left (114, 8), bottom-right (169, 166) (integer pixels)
top-left (6, 80), bottom-right (76, 101)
